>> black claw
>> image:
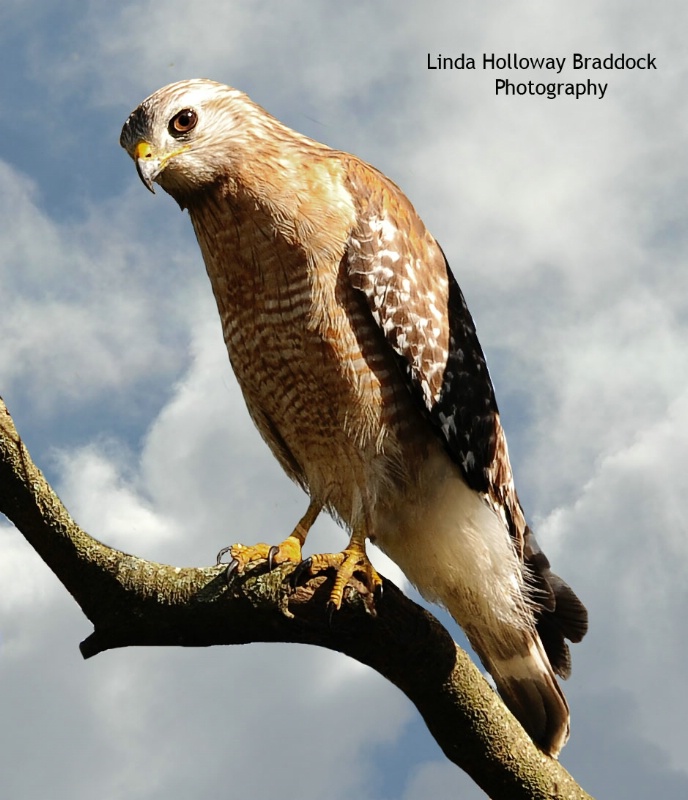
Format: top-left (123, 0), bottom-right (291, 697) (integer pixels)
top-left (326, 600), bottom-right (337, 626)
top-left (224, 558), bottom-right (240, 583)
top-left (216, 546), bottom-right (233, 566)
top-left (375, 579), bottom-right (384, 602)
top-left (290, 556), bottom-right (312, 588)
top-left (267, 545), bottom-right (279, 571)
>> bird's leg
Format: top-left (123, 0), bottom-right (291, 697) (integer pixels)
top-left (217, 500), bottom-right (321, 577)
top-left (306, 523), bottom-right (382, 611)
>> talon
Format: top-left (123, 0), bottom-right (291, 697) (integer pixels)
top-left (307, 544), bottom-right (382, 611)
top-left (267, 545), bottom-right (279, 571)
top-left (218, 536), bottom-right (304, 580)
top-left (291, 556), bottom-right (313, 587)
top-left (225, 558), bottom-right (240, 582)
top-left (214, 503), bottom-right (317, 583)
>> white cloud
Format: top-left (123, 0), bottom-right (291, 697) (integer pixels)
top-left (55, 441), bottom-right (177, 554)
top-left (0, 524), bottom-right (60, 621)
top-left (542, 387), bottom-right (688, 773)
top-left (0, 159), bottom-right (200, 418)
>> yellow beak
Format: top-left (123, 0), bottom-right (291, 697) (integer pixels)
top-left (134, 141), bottom-right (161, 194)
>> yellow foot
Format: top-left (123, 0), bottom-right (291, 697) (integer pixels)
top-left (216, 535), bottom-right (303, 578)
top-left (305, 549), bottom-right (383, 611)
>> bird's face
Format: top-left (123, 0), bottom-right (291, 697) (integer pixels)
top-left (120, 79), bottom-right (257, 201)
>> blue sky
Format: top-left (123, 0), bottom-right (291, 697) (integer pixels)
top-left (1, 2), bottom-right (687, 798)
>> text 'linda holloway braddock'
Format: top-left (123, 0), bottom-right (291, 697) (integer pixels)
top-left (427, 52), bottom-right (657, 99)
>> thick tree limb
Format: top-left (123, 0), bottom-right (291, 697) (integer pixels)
top-left (0, 397), bottom-right (593, 799)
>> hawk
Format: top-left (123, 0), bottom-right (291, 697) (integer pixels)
top-left (120, 79), bottom-right (587, 757)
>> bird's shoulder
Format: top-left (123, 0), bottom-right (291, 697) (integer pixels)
top-left (337, 154), bottom-right (524, 534)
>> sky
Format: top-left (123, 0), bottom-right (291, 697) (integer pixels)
top-left (1, 1), bottom-right (687, 798)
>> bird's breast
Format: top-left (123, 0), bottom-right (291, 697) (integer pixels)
top-left (190, 197), bottom-right (427, 514)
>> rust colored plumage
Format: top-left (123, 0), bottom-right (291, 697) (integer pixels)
top-left (121, 79), bottom-right (587, 757)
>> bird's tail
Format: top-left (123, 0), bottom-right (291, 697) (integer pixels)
top-left (460, 616), bottom-right (570, 757)
top-left (374, 467), bottom-right (585, 757)
top-left (436, 530), bottom-right (581, 757)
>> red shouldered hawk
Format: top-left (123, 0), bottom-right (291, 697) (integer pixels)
top-left (120, 79), bottom-right (587, 757)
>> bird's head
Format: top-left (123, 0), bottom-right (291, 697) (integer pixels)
top-left (120, 79), bottom-right (274, 203)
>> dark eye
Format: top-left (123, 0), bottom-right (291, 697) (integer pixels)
top-left (169, 108), bottom-right (198, 136)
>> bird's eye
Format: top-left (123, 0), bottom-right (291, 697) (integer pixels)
top-left (169, 109), bottom-right (198, 136)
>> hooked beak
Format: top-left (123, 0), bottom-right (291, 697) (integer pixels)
top-left (134, 141), bottom-right (161, 193)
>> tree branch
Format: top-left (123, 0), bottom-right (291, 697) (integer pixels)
top-left (0, 397), bottom-right (593, 799)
